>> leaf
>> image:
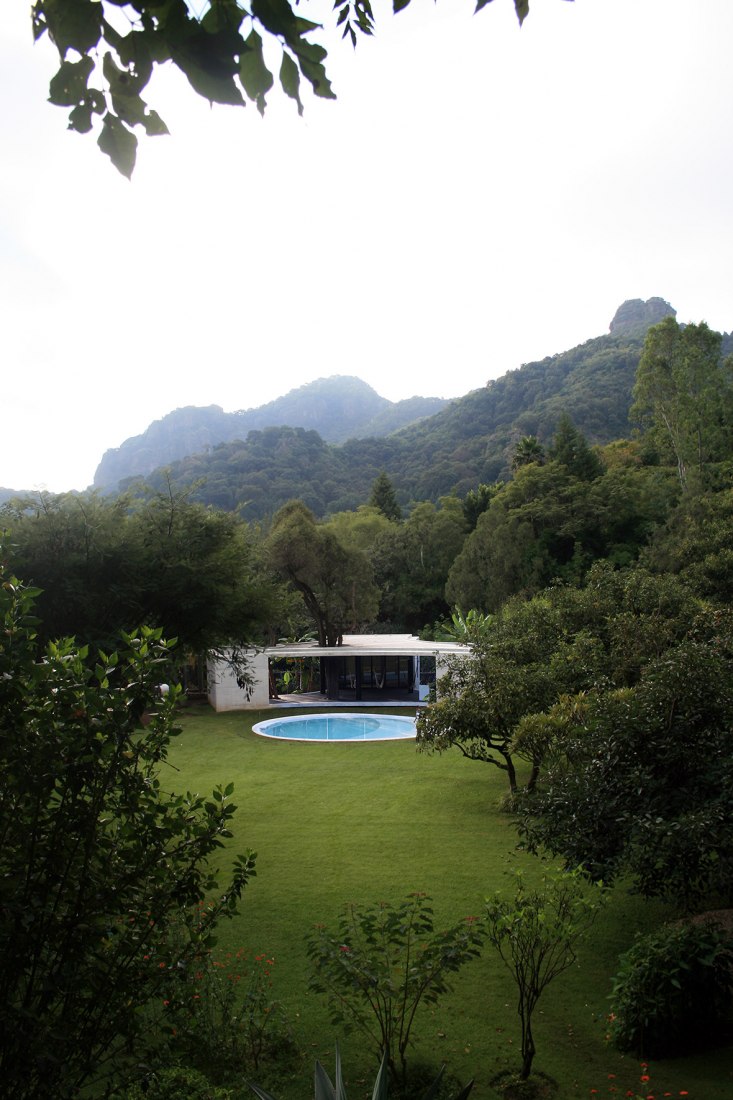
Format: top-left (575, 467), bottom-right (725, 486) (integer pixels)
top-left (314, 1060), bottom-right (337, 1100)
top-left (293, 40), bottom-right (336, 100)
top-left (514, 0), bottom-right (530, 24)
top-left (142, 109), bottom-right (169, 137)
top-left (97, 113), bottom-right (137, 179)
top-left (167, 11), bottom-right (246, 106)
top-left (279, 51), bottom-right (303, 116)
top-left (68, 102), bottom-right (94, 133)
top-left (393, 0), bottom-right (411, 13)
top-left (251, 0), bottom-right (303, 42)
top-left (43, 0), bottom-right (104, 57)
top-left (247, 1084), bottom-right (278, 1100)
top-left (239, 30), bottom-right (274, 114)
top-left (48, 56), bottom-right (94, 107)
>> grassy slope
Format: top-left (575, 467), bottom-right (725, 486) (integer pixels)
top-left (165, 705), bottom-right (733, 1100)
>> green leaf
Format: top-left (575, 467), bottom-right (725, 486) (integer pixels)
top-left (97, 113), bottom-right (137, 178)
top-left (42, 0), bottom-right (104, 57)
top-left (279, 51), bottom-right (303, 116)
top-left (293, 40), bottom-right (336, 100)
top-left (141, 110), bottom-right (169, 137)
top-left (247, 1084), bottom-right (278, 1100)
top-left (68, 102), bottom-right (94, 133)
top-left (370, 1049), bottom-right (389, 1100)
top-left (314, 1061), bottom-right (337, 1100)
top-left (514, 0), bottom-right (530, 24)
top-left (48, 56), bottom-right (94, 107)
top-left (239, 30), bottom-right (274, 114)
top-left (176, 55), bottom-right (245, 105)
top-left (251, 0), bottom-right (301, 42)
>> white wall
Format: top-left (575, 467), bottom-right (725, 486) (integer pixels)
top-left (207, 650), bottom-right (269, 711)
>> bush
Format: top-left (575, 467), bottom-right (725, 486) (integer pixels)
top-left (114, 1065), bottom-right (232, 1099)
top-left (608, 919), bottom-right (733, 1058)
top-left (165, 948), bottom-right (299, 1082)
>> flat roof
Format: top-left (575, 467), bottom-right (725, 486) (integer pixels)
top-left (263, 634), bottom-right (470, 659)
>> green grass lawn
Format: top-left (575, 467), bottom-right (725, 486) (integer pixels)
top-left (164, 703), bottom-right (733, 1100)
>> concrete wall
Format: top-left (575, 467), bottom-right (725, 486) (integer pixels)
top-left (207, 650), bottom-right (269, 711)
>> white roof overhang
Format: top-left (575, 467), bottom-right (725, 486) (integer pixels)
top-left (263, 634), bottom-right (471, 659)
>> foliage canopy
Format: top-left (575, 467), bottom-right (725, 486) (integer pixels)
top-left (32, 0), bottom-right (559, 175)
top-left (0, 556), bottom-right (256, 1097)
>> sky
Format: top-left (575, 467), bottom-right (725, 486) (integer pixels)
top-left (2, 0), bottom-right (732, 493)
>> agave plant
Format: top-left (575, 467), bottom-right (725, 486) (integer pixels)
top-left (248, 1043), bottom-right (473, 1100)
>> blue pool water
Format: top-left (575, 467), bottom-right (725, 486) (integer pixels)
top-left (253, 712), bottom-right (417, 742)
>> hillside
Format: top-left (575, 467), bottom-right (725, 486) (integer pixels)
top-left (127, 298), bottom-right (699, 519)
top-left (93, 377), bottom-right (446, 490)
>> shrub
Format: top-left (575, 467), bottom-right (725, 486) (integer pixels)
top-left (608, 919), bottom-right (733, 1058)
top-left (164, 948), bottom-right (299, 1081)
top-left (114, 1065), bottom-right (233, 1099)
top-left (306, 893), bottom-right (483, 1089)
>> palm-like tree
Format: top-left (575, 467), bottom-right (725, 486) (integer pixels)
top-left (512, 435), bottom-right (545, 470)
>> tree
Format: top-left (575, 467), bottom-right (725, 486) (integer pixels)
top-left (369, 471), bottom-right (402, 522)
top-left (266, 500), bottom-right (379, 696)
top-left (485, 868), bottom-right (604, 1082)
top-left (511, 435), bottom-right (545, 471)
top-left (548, 413), bottom-right (602, 481)
top-left (630, 317), bottom-right (727, 489)
top-left (415, 636), bottom-right (558, 794)
top-left (31, 0), bottom-right (559, 175)
top-left (2, 484), bottom-right (278, 688)
top-left (516, 611), bottom-right (733, 908)
top-left (462, 482), bottom-right (503, 532)
top-left (0, 557), bottom-right (256, 1098)
top-left (445, 457), bottom-right (677, 614)
top-left (418, 564), bottom-right (702, 793)
top-left (306, 893), bottom-right (483, 1089)
top-left (640, 486), bottom-right (733, 604)
top-left (370, 497), bottom-right (467, 632)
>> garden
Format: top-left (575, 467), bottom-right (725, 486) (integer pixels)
top-left (150, 702), bottom-right (733, 1100)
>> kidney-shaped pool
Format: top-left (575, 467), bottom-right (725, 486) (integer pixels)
top-left (252, 712), bottom-right (417, 742)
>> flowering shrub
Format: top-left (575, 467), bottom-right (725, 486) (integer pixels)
top-left (588, 1062), bottom-right (690, 1099)
top-left (163, 947), bottom-right (297, 1078)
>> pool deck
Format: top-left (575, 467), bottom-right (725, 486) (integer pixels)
top-left (267, 689), bottom-right (427, 709)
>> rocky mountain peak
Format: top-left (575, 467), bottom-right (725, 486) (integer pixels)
top-left (609, 297), bottom-right (676, 335)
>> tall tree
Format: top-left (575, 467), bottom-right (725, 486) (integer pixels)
top-left (369, 471), bottom-right (402, 522)
top-left (630, 317), bottom-right (726, 488)
top-left (548, 413), bottom-right (602, 481)
top-left (266, 500), bottom-right (379, 695)
top-left (511, 435), bottom-right (545, 471)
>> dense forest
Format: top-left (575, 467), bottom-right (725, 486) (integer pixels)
top-left (92, 377), bottom-right (447, 491)
top-left (3, 309), bottom-right (732, 647)
top-left (86, 298), bottom-right (728, 521)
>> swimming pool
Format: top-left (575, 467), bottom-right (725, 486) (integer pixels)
top-left (252, 712), bottom-right (417, 742)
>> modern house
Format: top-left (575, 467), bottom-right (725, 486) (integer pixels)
top-left (207, 634), bottom-right (471, 711)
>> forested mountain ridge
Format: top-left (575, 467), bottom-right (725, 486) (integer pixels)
top-left (93, 376), bottom-right (447, 490)
top-left (130, 299), bottom-right (724, 519)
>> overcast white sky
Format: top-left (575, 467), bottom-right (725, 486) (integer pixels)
top-left (2, 0), bottom-right (732, 492)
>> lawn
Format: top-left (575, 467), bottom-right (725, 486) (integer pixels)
top-left (164, 703), bottom-right (733, 1100)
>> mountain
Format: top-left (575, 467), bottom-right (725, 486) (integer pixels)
top-left (123, 298), bottom-right (697, 519)
top-left (93, 376), bottom-right (447, 490)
